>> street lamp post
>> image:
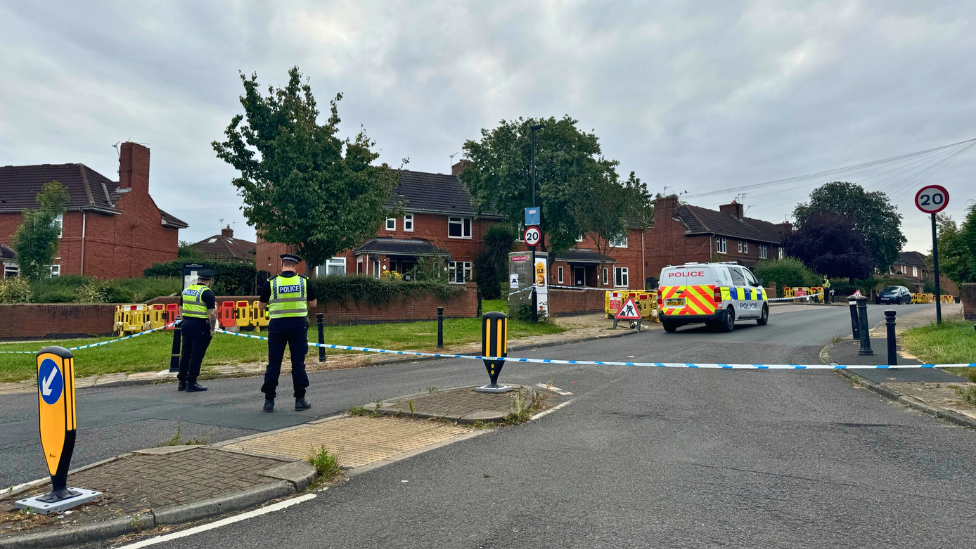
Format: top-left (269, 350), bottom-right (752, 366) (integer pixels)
top-left (529, 124), bottom-right (543, 322)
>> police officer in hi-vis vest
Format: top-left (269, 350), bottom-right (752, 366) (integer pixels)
top-left (178, 269), bottom-right (217, 392)
top-left (258, 254), bottom-right (318, 412)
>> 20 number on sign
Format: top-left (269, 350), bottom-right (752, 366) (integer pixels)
top-left (915, 185), bottom-right (949, 214)
top-left (523, 226), bottom-right (542, 247)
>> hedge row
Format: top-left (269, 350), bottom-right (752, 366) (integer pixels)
top-left (144, 261), bottom-right (257, 296)
top-left (308, 275), bottom-right (464, 307)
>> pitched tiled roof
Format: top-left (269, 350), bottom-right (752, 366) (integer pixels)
top-left (0, 244), bottom-right (15, 260)
top-left (160, 210), bottom-right (188, 229)
top-left (0, 163), bottom-right (188, 228)
top-left (353, 238), bottom-right (449, 256)
top-left (896, 251), bottom-right (927, 267)
top-left (677, 205), bottom-right (784, 244)
top-left (391, 170), bottom-right (501, 218)
top-left (190, 234), bottom-right (255, 261)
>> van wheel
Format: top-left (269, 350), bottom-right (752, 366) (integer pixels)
top-left (719, 307), bottom-right (735, 332)
top-left (663, 321), bottom-right (678, 333)
top-left (756, 304), bottom-right (769, 326)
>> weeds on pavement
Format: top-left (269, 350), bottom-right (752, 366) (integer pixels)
top-left (950, 385), bottom-right (976, 405)
top-left (307, 446), bottom-right (342, 482)
top-left (348, 405), bottom-right (382, 418)
top-left (156, 420), bottom-right (209, 447)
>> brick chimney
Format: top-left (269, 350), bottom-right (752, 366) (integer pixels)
top-left (118, 142), bottom-right (150, 194)
top-left (775, 221), bottom-right (793, 235)
top-left (720, 200), bottom-right (744, 220)
top-left (451, 159), bottom-right (472, 177)
top-left (221, 225), bottom-right (233, 238)
top-left (654, 195), bottom-right (680, 221)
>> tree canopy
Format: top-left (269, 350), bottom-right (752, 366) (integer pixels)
top-left (212, 66), bottom-right (400, 269)
top-left (793, 182), bottom-right (905, 271)
top-left (460, 116), bottom-right (623, 261)
top-left (783, 212), bottom-right (875, 280)
top-left (935, 207), bottom-right (976, 284)
top-left (13, 181), bottom-right (68, 281)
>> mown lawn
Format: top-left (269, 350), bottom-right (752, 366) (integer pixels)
top-left (900, 320), bottom-right (976, 382)
top-left (0, 316), bottom-right (562, 382)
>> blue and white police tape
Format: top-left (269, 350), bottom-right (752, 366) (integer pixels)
top-left (213, 329), bottom-right (975, 370)
top-left (767, 293), bottom-right (825, 302)
top-left (0, 323), bottom-right (175, 355)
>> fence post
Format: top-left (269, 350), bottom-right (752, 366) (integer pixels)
top-left (316, 313), bottom-right (326, 363)
top-left (848, 299), bottom-right (860, 340)
top-left (885, 309), bottom-right (897, 366)
top-left (437, 307), bottom-right (444, 349)
top-left (169, 320), bottom-right (181, 373)
top-left (856, 297), bottom-right (873, 356)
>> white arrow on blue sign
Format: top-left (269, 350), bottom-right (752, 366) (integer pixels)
top-left (38, 358), bottom-right (63, 405)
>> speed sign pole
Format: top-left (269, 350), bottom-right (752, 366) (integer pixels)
top-left (916, 185), bottom-right (949, 324)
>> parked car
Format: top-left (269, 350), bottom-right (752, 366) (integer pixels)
top-left (876, 286), bottom-right (911, 305)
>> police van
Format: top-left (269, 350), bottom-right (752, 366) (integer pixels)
top-left (657, 262), bottom-right (769, 333)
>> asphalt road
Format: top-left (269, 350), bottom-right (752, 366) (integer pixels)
top-left (11, 303), bottom-right (976, 548)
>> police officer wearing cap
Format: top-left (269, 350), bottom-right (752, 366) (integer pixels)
top-left (178, 269), bottom-right (217, 392)
top-left (257, 253), bottom-right (317, 412)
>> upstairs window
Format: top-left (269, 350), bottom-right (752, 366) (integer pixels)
top-left (759, 244), bottom-right (768, 259)
top-left (54, 214), bottom-right (63, 238)
top-left (737, 240), bottom-right (743, 253)
top-left (717, 237), bottom-right (728, 254)
top-left (449, 217), bottom-right (472, 239)
top-left (743, 241), bottom-right (748, 254)
top-left (609, 233), bottom-right (627, 248)
top-left (404, 214), bottom-right (414, 232)
top-left (385, 218), bottom-right (396, 231)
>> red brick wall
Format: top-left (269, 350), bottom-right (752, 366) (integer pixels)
top-left (0, 304), bottom-right (117, 340)
top-left (548, 288), bottom-right (606, 316)
top-left (645, 197), bottom-right (712, 283)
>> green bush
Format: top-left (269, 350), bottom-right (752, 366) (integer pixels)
top-left (44, 289), bottom-right (79, 303)
top-left (829, 277), bottom-right (882, 297)
top-left (308, 275), bottom-right (463, 307)
top-left (144, 261), bottom-right (256, 296)
top-left (0, 277), bottom-right (34, 303)
top-left (752, 257), bottom-right (820, 290)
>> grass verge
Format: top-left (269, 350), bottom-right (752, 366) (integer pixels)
top-left (900, 320), bottom-right (976, 382)
top-left (0, 317), bottom-right (563, 382)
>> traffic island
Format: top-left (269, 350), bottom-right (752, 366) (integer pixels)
top-left (0, 446), bottom-right (315, 549)
top-left (371, 385), bottom-right (564, 425)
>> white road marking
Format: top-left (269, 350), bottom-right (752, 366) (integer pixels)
top-left (529, 400), bottom-right (573, 421)
top-left (536, 383), bottom-right (572, 396)
top-left (117, 493), bottom-right (317, 548)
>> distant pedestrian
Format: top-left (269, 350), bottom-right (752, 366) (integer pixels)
top-left (823, 276), bottom-right (833, 303)
top-left (177, 269), bottom-right (217, 392)
top-left (258, 254), bottom-right (317, 412)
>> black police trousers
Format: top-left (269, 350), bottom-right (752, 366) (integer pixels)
top-left (261, 318), bottom-right (310, 400)
top-left (178, 318), bottom-right (212, 384)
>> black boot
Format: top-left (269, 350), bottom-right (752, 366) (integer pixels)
top-left (178, 381), bottom-right (187, 391)
top-left (263, 399), bottom-right (275, 412)
top-left (186, 382), bottom-right (208, 392)
top-left (295, 398), bottom-right (311, 411)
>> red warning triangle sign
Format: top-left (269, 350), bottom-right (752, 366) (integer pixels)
top-left (851, 289), bottom-right (863, 298)
top-left (614, 297), bottom-right (642, 320)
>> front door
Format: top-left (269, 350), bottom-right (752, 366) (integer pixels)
top-left (574, 267), bottom-right (585, 286)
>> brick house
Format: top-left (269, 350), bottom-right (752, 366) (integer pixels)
top-left (644, 196), bottom-right (789, 284)
top-left (255, 169), bottom-right (503, 282)
top-left (890, 251), bottom-right (928, 289)
top-left (0, 142), bottom-right (187, 278)
top-left (190, 225), bottom-right (255, 263)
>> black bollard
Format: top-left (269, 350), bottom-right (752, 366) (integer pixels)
top-left (475, 312), bottom-right (512, 393)
top-left (437, 307), bottom-right (444, 348)
top-left (856, 297), bottom-right (873, 356)
top-left (531, 287), bottom-right (538, 323)
top-left (316, 313), bottom-right (326, 363)
top-left (848, 299), bottom-right (859, 340)
top-left (477, 289), bottom-right (483, 317)
top-left (884, 309), bottom-right (897, 366)
top-left (169, 320), bottom-right (181, 373)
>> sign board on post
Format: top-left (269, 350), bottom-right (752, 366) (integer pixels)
top-left (916, 185), bottom-right (949, 324)
top-left (613, 297), bottom-right (642, 331)
top-left (16, 347), bottom-right (100, 514)
top-left (524, 207), bottom-right (540, 227)
top-left (523, 226), bottom-right (542, 247)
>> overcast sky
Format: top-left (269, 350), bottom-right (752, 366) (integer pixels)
top-left (2, 1), bottom-right (973, 253)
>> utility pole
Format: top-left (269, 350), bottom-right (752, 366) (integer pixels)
top-left (529, 124), bottom-right (544, 322)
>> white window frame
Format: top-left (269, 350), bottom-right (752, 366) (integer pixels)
top-left (557, 266), bottom-right (564, 284)
top-left (609, 233), bottom-right (627, 248)
top-left (759, 244), bottom-right (767, 259)
top-left (614, 267), bottom-right (629, 288)
top-left (385, 218), bottom-right (396, 231)
top-left (54, 214), bottom-right (63, 238)
top-left (602, 268), bottom-right (609, 286)
top-left (373, 259), bottom-right (380, 278)
top-left (778, 247), bottom-right (784, 259)
top-left (717, 237), bottom-right (727, 254)
top-left (743, 241), bottom-right (748, 254)
top-left (912, 266), bottom-right (918, 277)
top-left (737, 240), bottom-right (743, 253)
top-left (3, 265), bottom-right (18, 278)
top-left (448, 217), bottom-right (472, 239)
top-left (576, 234), bottom-right (584, 243)
top-left (448, 261), bottom-right (472, 284)
top-left (50, 264), bottom-right (61, 277)
top-left (318, 257), bottom-right (346, 277)
top-left (403, 214), bottom-right (414, 232)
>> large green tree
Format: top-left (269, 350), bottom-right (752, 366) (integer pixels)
top-left (793, 182), bottom-right (905, 271)
top-left (574, 172), bottom-right (650, 287)
top-left (213, 67), bottom-right (400, 269)
top-left (13, 181), bottom-right (68, 281)
top-left (460, 116), bottom-right (617, 261)
top-left (935, 207), bottom-right (976, 284)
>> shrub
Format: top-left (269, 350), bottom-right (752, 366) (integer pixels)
top-left (752, 257), bottom-right (820, 290)
top-left (830, 277), bottom-right (882, 297)
top-left (0, 277), bottom-right (33, 303)
top-left (307, 446), bottom-right (341, 481)
top-left (144, 260), bottom-right (256, 296)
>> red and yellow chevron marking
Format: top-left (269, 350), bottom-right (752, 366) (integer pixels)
top-left (660, 285), bottom-right (717, 316)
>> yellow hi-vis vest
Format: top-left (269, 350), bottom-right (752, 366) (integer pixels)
top-left (268, 275), bottom-right (308, 319)
top-left (181, 284), bottom-right (211, 319)
top-left (823, 278), bottom-right (831, 289)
